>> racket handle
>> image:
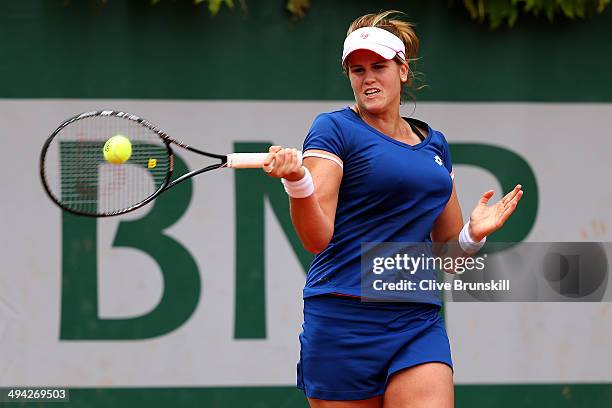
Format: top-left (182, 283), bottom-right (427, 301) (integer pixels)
top-left (226, 151), bottom-right (303, 169)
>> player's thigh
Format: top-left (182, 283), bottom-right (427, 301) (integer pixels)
top-left (308, 396), bottom-right (383, 408)
top-left (383, 362), bottom-right (453, 408)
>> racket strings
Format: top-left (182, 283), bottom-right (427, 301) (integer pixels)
top-left (43, 115), bottom-right (170, 215)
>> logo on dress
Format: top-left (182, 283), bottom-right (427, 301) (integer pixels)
top-left (434, 155), bottom-right (443, 166)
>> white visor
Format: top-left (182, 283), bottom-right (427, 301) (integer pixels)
top-left (341, 27), bottom-right (406, 64)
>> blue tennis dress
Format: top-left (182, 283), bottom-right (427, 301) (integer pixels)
top-left (296, 107), bottom-right (454, 400)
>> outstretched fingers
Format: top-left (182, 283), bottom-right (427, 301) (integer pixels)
top-left (501, 184), bottom-right (522, 206)
top-left (500, 189), bottom-right (524, 223)
top-left (478, 190), bottom-right (495, 205)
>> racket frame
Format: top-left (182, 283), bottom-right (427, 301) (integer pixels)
top-left (40, 110), bottom-right (229, 217)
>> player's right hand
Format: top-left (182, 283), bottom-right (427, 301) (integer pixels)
top-left (263, 145), bottom-right (305, 181)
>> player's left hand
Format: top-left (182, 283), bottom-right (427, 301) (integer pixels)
top-left (468, 184), bottom-right (524, 241)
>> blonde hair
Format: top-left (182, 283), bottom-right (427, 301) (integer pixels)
top-left (343, 10), bottom-right (422, 103)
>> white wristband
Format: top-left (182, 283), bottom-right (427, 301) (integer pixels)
top-left (459, 221), bottom-right (486, 255)
top-left (281, 167), bottom-right (314, 198)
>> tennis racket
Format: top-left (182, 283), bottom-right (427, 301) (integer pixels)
top-left (40, 110), bottom-right (301, 217)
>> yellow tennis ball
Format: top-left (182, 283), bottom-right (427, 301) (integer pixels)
top-left (103, 135), bottom-right (132, 164)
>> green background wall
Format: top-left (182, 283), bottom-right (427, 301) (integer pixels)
top-left (1, 0), bottom-right (611, 101)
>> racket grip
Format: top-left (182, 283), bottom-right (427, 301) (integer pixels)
top-left (226, 151), bottom-right (303, 168)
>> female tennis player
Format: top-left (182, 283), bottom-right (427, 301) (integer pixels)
top-left (264, 10), bottom-right (523, 408)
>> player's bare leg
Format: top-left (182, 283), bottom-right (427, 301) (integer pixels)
top-left (308, 396), bottom-right (383, 408)
top-left (383, 362), bottom-right (453, 408)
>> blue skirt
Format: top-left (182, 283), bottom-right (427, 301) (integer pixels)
top-left (297, 295), bottom-right (452, 401)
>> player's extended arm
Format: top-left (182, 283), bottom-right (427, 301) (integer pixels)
top-left (264, 147), bottom-right (342, 254)
top-left (431, 182), bottom-right (464, 243)
top-left (432, 181), bottom-right (523, 244)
